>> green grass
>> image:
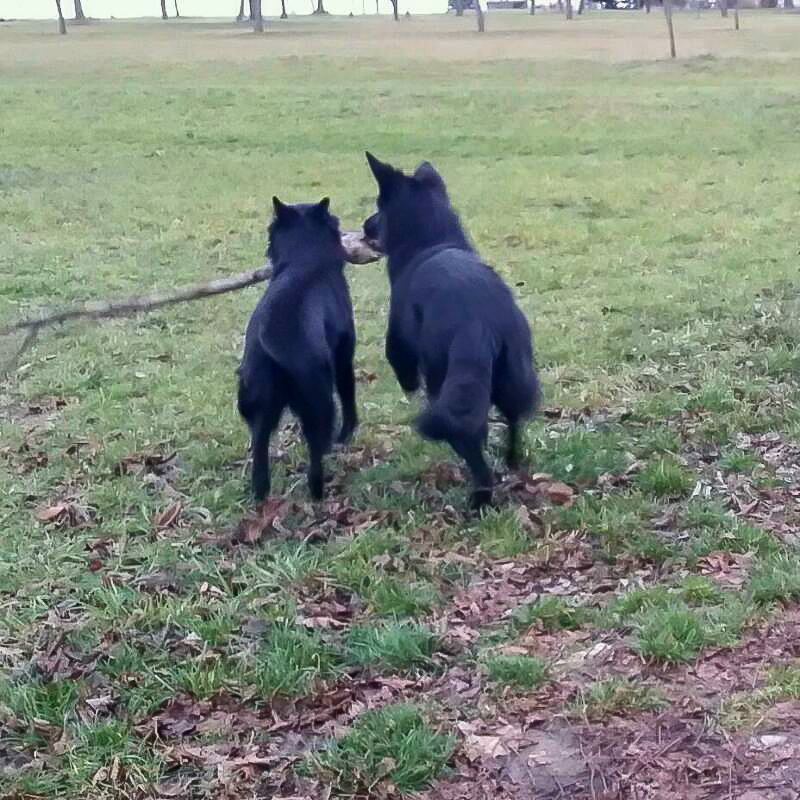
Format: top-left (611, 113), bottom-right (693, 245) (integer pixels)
top-left (484, 654), bottom-right (551, 690)
top-left (748, 556), bottom-right (800, 605)
top-left (511, 596), bottom-right (589, 632)
top-left (253, 622), bottom-right (342, 697)
top-left (2, 12), bottom-right (800, 798)
top-left (477, 507), bottom-right (540, 557)
top-left (635, 608), bottom-right (708, 663)
top-left (345, 621), bottom-right (442, 672)
top-left (533, 430), bottom-right (626, 485)
top-left (635, 456), bottom-right (693, 498)
top-left (305, 704), bottom-right (454, 793)
top-left (634, 597), bottom-right (751, 663)
top-left (721, 660), bottom-right (800, 731)
top-left (570, 678), bottom-right (667, 720)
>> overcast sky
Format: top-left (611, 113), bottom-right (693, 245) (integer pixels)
top-left (4, 0), bottom-right (446, 18)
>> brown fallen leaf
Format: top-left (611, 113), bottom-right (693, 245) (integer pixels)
top-left (299, 616), bottom-right (349, 630)
top-left (154, 501), bottom-right (183, 529)
top-left (36, 503), bottom-right (71, 522)
top-left (35, 501), bottom-right (93, 528)
top-left (463, 734), bottom-right (512, 761)
top-left (546, 481), bottom-right (574, 506)
top-left (233, 498), bottom-right (290, 545)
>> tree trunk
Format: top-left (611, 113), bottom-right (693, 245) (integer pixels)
top-left (174, 0), bottom-right (180, 16)
top-left (529, 0), bottom-right (535, 13)
top-left (734, 3), bottom-right (740, 26)
top-left (161, 0), bottom-right (168, 18)
top-left (720, 0), bottom-right (728, 17)
top-left (56, 0), bottom-right (67, 32)
top-left (565, 0), bottom-right (574, 18)
top-left (475, 0), bottom-right (485, 30)
top-left (237, 0), bottom-right (246, 20)
top-left (280, 0), bottom-right (288, 16)
top-left (314, 0), bottom-right (327, 13)
top-left (73, 0), bottom-right (86, 21)
top-left (664, 0), bottom-right (676, 58)
top-left (645, 0), bottom-right (651, 13)
top-left (390, 0), bottom-right (399, 17)
top-left (250, 0), bottom-right (264, 29)
top-left (577, 0), bottom-right (585, 12)
top-left (455, 0), bottom-right (464, 13)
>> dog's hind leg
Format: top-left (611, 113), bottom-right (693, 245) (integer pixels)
top-left (505, 418), bottom-right (521, 470)
top-left (250, 381), bottom-right (287, 501)
top-left (290, 366), bottom-right (335, 501)
top-left (492, 349), bottom-right (538, 470)
top-left (450, 430), bottom-right (493, 510)
top-left (334, 339), bottom-right (358, 444)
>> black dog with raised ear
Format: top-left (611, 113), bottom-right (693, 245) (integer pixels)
top-left (363, 152), bottom-right (539, 509)
top-left (237, 196), bottom-right (357, 501)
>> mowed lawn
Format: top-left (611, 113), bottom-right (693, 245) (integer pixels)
top-left (2, 11), bottom-right (800, 799)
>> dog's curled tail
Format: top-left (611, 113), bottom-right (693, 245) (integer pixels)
top-left (416, 321), bottom-right (493, 443)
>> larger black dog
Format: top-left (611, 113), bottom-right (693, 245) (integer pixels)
top-left (363, 153), bottom-right (539, 508)
top-left (238, 197), bottom-right (357, 501)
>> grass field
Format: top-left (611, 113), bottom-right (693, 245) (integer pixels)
top-left (2, 11), bottom-right (800, 799)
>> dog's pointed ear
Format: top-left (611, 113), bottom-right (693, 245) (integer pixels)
top-left (366, 151), bottom-right (401, 193)
top-left (413, 161), bottom-right (446, 193)
top-left (272, 196), bottom-right (295, 221)
top-left (315, 196), bottom-right (331, 215)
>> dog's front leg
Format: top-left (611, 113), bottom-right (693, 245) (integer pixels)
top-left (386, 328), bottom-right (420, 393)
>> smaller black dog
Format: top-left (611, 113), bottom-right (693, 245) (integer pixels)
top-left (363, 153), bottom-right (539, 508)
top-left (238, 197), bottom-right (357, 501)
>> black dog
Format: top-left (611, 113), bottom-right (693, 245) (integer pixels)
top-left (363, 153), bottom-right (539, 508)
top-left (238, 197), bottom-right (357, 501)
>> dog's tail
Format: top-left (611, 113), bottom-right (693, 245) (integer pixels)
top-left (416, 321), bottom-right (493, 443)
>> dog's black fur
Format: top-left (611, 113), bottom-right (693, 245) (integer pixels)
top-left (238, 197), bottom-right (357, 501)
top-left (363, 153), bottom-right (539, 508)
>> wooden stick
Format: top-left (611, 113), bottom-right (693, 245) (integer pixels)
top-left (1, 232), bottom-right (380, 376)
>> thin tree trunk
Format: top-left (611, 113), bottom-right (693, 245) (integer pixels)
top-left (390, 0), bottom-right (399, 17)
top-left (529, 0), bottom-right (535, 13)
top-left (55, 0), bottom-right (67, 32)
top-left (314, 0), bottom-right (327, 13)
top-left (280, 0), bottom-right (288, 16)
top-left (565, 0), bottom-right (574, 18)
top-left (237, 0), bottom-right (246, 20)
top-left (250, 0), bottom-right (264, 29)
top-left (720, 0), bottom-right (728, 17)
top-left (174, 0), bottom-right (180, 16)
top-left (664, 0), bottom-right (676, 58)
top-left (73, 0), bottom-right (86, 21)
top-left (577, 0), bottom-right (585, 13)
top-left (734, 3), bottom-right (740, 26)
top-left (475, 0), bottom-right (485, 30)
top-left (161, 0), bottom-right (168, 18)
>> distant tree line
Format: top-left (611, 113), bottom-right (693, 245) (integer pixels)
top-left (49, 0), bottom-right (797, 37)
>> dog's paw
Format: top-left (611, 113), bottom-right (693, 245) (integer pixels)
top-left (471, 488), bottom-right (493, 511)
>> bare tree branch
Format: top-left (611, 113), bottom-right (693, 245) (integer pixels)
top-left (1, 232), bottom-right (380, 376)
